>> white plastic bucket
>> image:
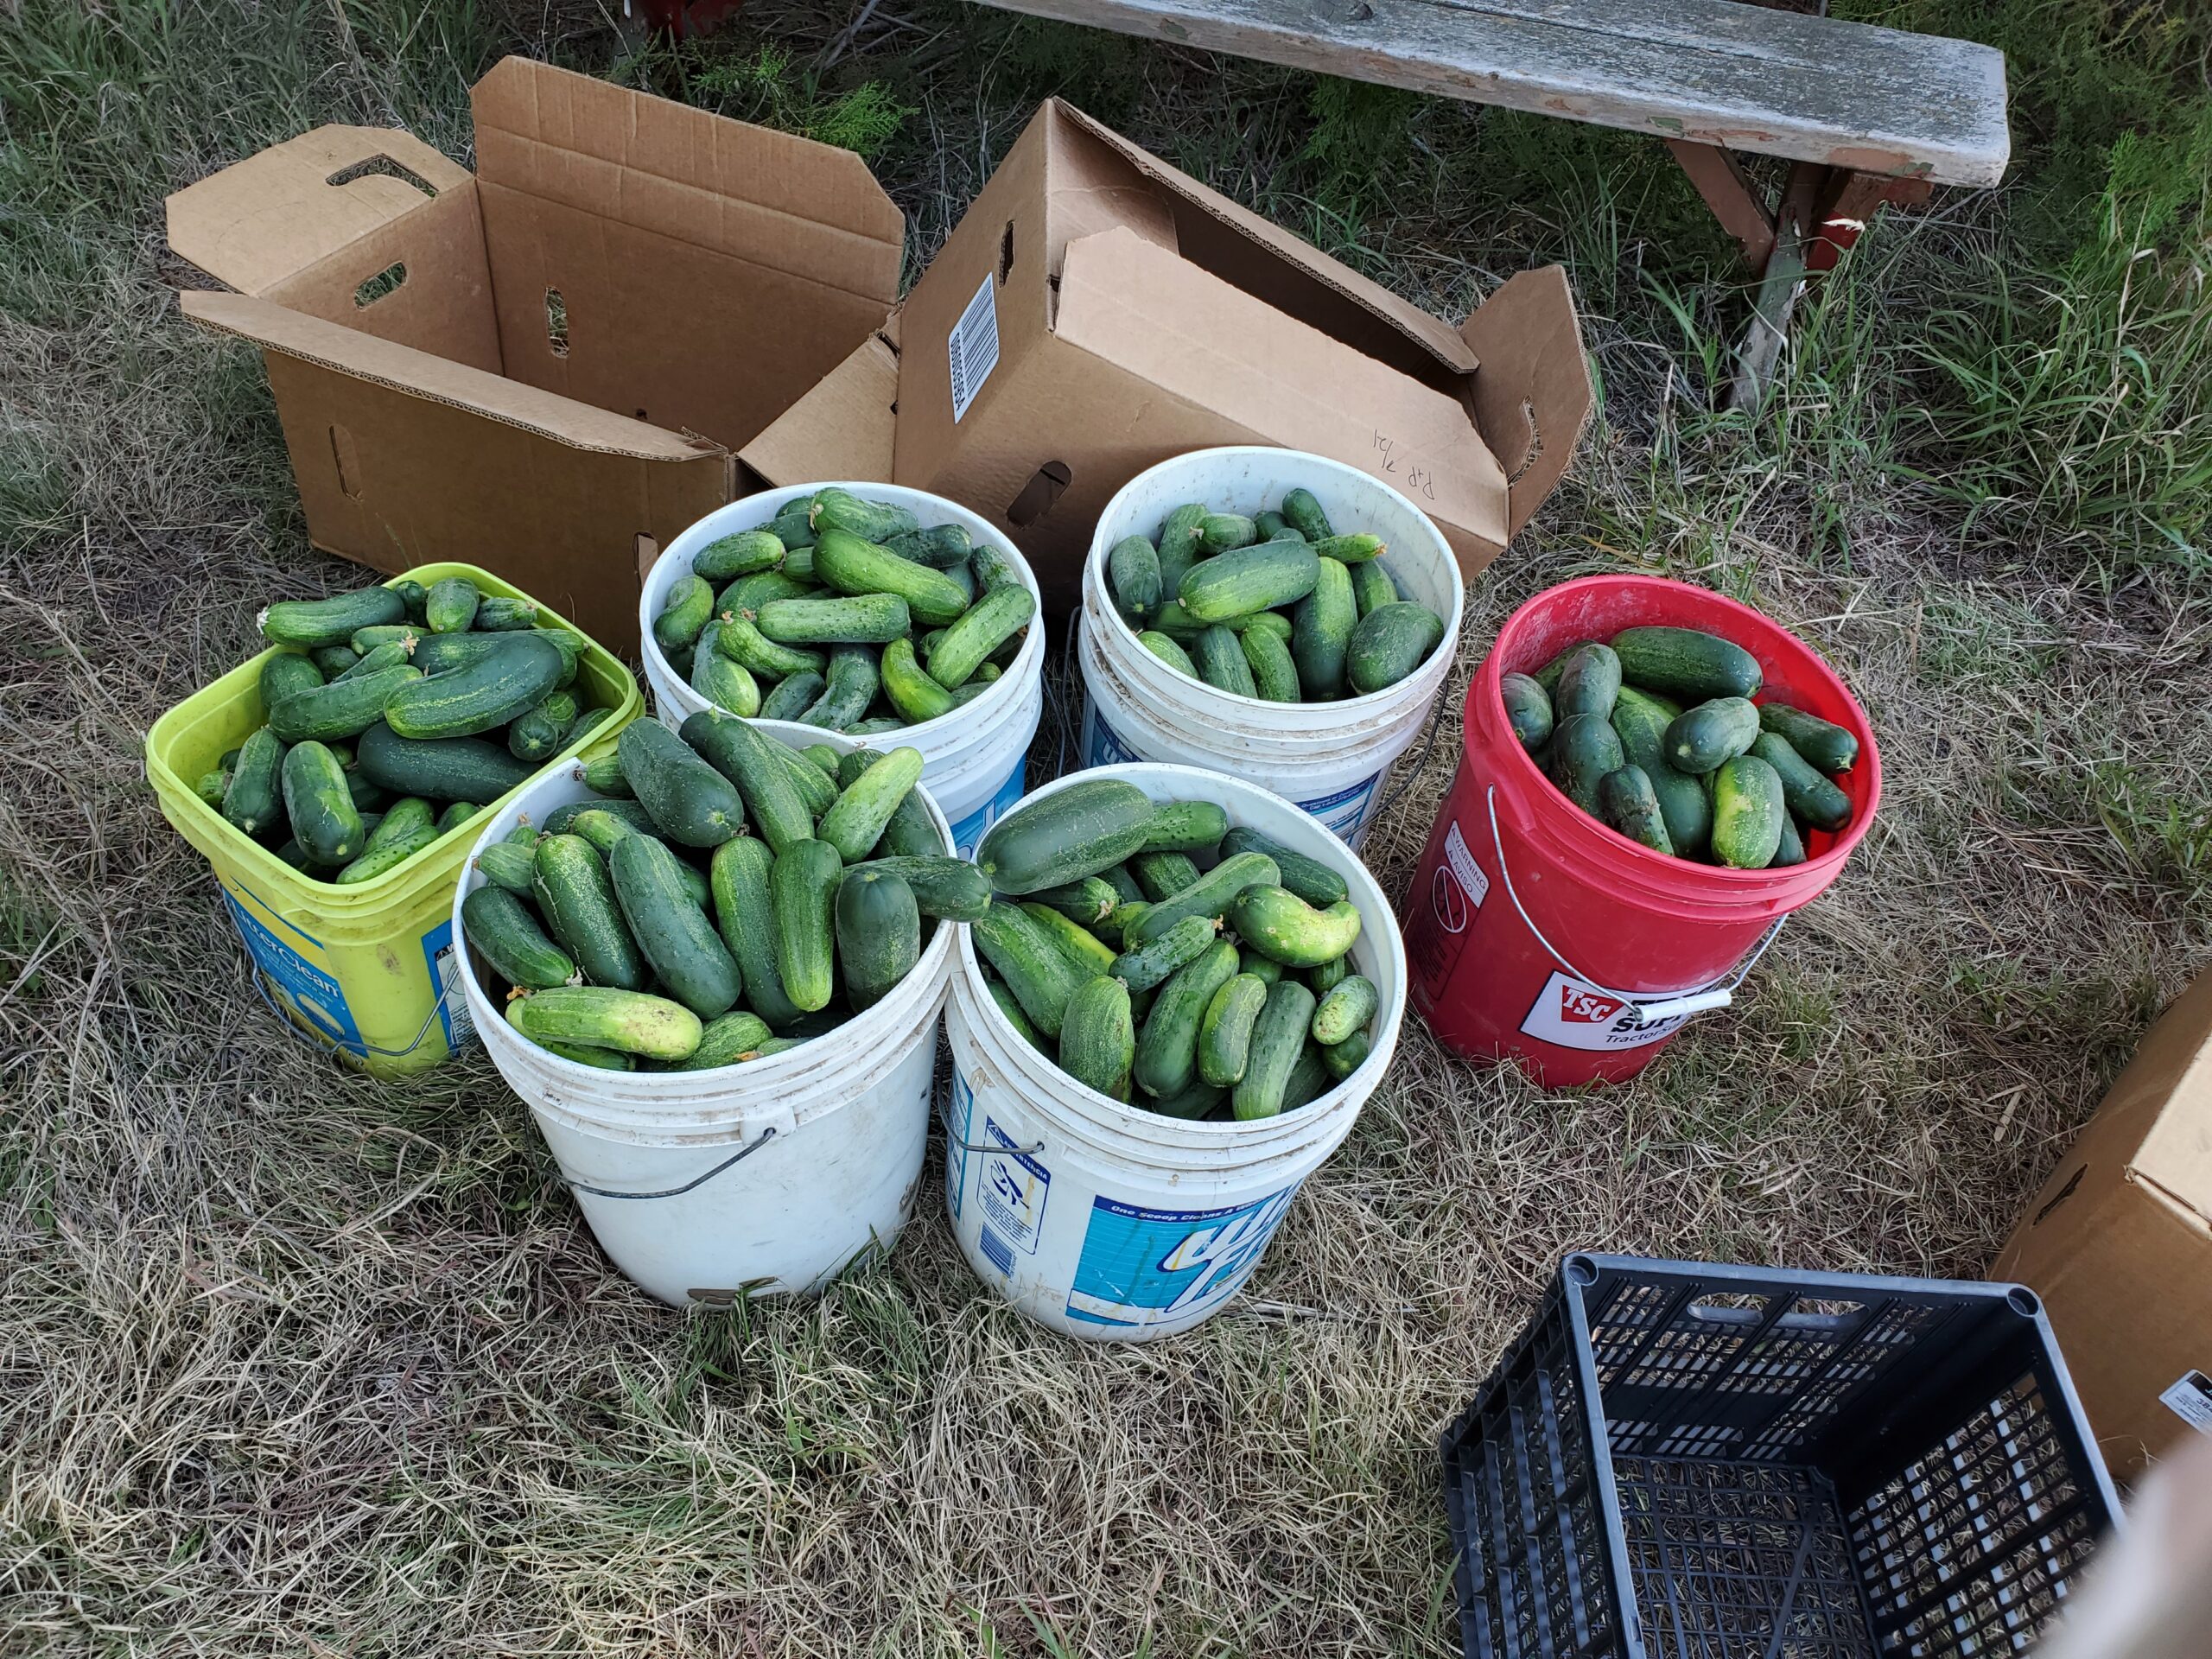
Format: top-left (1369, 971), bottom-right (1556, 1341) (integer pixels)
top-left (455, 721), bottom-right (957, 1308)
top-left (1077, 446), bottom-right (1465, 848)
top-left (943, 763), bottom-right (1406, 1341)
top-left (641, 483), bottom-right (1044, 857)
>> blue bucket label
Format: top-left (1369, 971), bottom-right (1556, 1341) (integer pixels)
top-left (1295, 773), bottom-right (1381, 842)
top-left (222, 884), bottom-right (363, 1054)
top-left (1083, 704), bottom-right (1145, 770)
top-left (1064, 1185), bottom-right (1300, 1329)
top-left (421, 918), bottom-right (477, 1054)
top-left (948, 758), bottom-right (1027, 860)
top-left (975, 1116), bottom-right (1051, 1263)
top-left (1088, 704), bottom-right (1381, 842)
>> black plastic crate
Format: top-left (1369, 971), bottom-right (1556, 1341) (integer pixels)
top-left (1440, 1255), bottom-right (2121, 1659)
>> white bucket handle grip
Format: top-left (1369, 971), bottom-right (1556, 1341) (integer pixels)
top-left (566, 1127), bottom-right (779, 1201)
top-left (1484, 785), bottom-right (1783, 1027)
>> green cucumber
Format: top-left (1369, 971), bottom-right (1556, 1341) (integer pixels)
top-left (1059, 977), bottom-right (1135, 1097)
top-left (1027, 877), bottom-right (1119, 927)
top-left (968, 540), bottom-right (1025, 594)
top-left (1312, 532), bottom-right (1384, 564)
top-left (1138, 632), bottom-right (1198, 676)
top-left (1281, 488), bottom-right (1333, 542)
top-left (818, 746), bottom-right (924, 862)
top-left (1554, 643), bottom-right (1623, 721)
top-left (474, 837), bottom-right (537, 894)
top-left (332, 825), bottom-right (436, 884)
top-left (717, 611), bottom-right (825, 680)
top-left (533, 834), bottom-right (646, 991)
top-left (668, 1010), bottom-right (776, 1071)
top-left (1232, 979), bottom-right (1317, 1120)
top-left (385, 632), bottom-right (565, 741)
top-left (1291, 557), bottom-right (1356, 700)
top-left (1242, 624), bottom-right (1300, 702)
top-left (1710, 754), bottom-right (1786, 868)
top-left (691, 529), bottom-right (786, 584)
top-left (1108, 534), bottom-right (1162, 622)
top-left (390, 579), bottom-right (429, 624)
top-left (507, 986), bottom-right (700, 1061)
top-left (1749, 732), bottom-right (1852, 831)
top-left (1145, 1078), bottom-right (1226, 1121)
top-left (770, 505), bottom-right (817, 550)
top-left (653, 578), bottom-right (711, 656)
top-left (337, 640), bottom-right (411, 679)
top-left (1129, 850), bottom-right (1200, 901)
top-left (194, 769), bottom-right (231, 809)
top-left (1198, 972), bottom-right (1268, 1087)
top-left (610, 833), bottom-right (742, 1018)
top-left (1322, 1028), bottom-right (1370, 1082)
top-left (1609, 626), bottom-right (1763, 701)
top-left (679, 710), bottom-right (813, 855)
top-left (1257, 510), bottom-right (1300, 538)
top-left (976, 779), bottom-right (1157, 894)
top-left (1346, 602), bottom-right (1446, 695)
top-left (259, 651), bottom-right (323, 709)
top-left (1770, 813), bottom-right (1808, 868)
top-left (1501, 673), bottom-right (1554, 753)
top-left (800, 645), bottom-right (880, 732)
top-left (1138, 802), bottom-right (1229, 855)
top-left (717, 569), bottom-right (811, 617)
top-left (971, 899), bottom-right (1085, 1038)
top-left (1194, 625), bottom-right (1257, 696)
top-left (1311, 974), bottom-right (1378, 1046)
top-left (985, 974), bottom-right (1051, 1052)
top-left (424, 575), bottom-right (480, 634)
top-left (1100, 864), bottom-right (1146, 906)
top-left (1217, 826), bottom-right (1347, 910)
top-left (266, 664), bottom-right (423, 743)
top-left (506, 689), bottom-right (579, 763)
top-left (1198, 512), bottom-right (1258, 552)
top-left (1106, 902), bottom-right (1151, 944)
top-left (871, 780), bottom-right (944, 859)
top-left (260, 586), bottom-right (405, 649)
top-left (1611, 686), bottom-right (1709, 857)
top-left (759, 671), bottom-right (824, 721)
top-left (1239, 947), bottom-right (1284, 986)
top-left (1349, 561), bottom-right (1398, 618)
top-left (1598, 766), bottom-right (1675, 854)
top-left (1021, 902), bottom-right (1121, 978)
top-left (690, 625), bottom-right (763, 717)
top-left (769, 839), bottom-right (842, 1012)
top-left (1156, 504), bottom-right (1208, 594)
top-left (462, 884), bottom-right (575, 990)
top-left (814, 528), bottom-right (969, 627)
top-left (618, 719), bottom-right (744, 848)
top-left (884, 524), bottom-right (975, 569)
top-left (848, 856), bottom-right (990, 922)
top-left (531, 627), bottom-right (582, 688)
top-left (538, 1039), bottom-right (632, 1070)
top-left (1133, 938), bottom-right (1240, 1099)
top-left (881, 638), bottom-right (957, 723)
top-left (1179, 538), bottom-right (1319, 622)
top-left (280, 741), bottom-right (365, 865)
top-left (355, 721), bottom-right (534, 804)
top-left (709, 837), bottom-right (806, 1031)
top-left (221, 728), bottom-right (286, 838)
top-left (809, 487), bottom-right (919, 543)
top-left (1758, 702), bottom-right (1859, 773)
top-left (410, 632), bottom-right (505, 676)
top-left (1109, 912), bottom-right (1219, 993)
top-left (1665, 697), bottom-right (1762, 775)
top-left (310, 645), bottom-right (360, 679)
top-left (1229, 885), bottom-right (1362, 968)
top-left (757, 594), bottom-right (911, 645)
top-left (1549, 713), bottom-right (1625, 814)
top-left (804, 745), bottom-right (842, 778)
top-left (541, 798), bottom-right (656, 839)
top-left (1128, 851), bottom-right (1279, 947)
top-left (1308, 953), bottom-right (1349, 998)
top-left (926, 582), bottom-right (1034, 690)
top-left (473, 596), bottom-right (537, 632)
top-left (1282, 1042), bottom-right (1332, 1111)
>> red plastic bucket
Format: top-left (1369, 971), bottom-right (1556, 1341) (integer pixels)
top-left (1404, 575), bottom-right (1881, 1086)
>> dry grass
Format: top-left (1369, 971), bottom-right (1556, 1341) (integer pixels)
top-left (3, 1), bottom-right (2209, 1654)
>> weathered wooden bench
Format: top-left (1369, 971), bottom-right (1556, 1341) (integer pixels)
top-left (964, 0), bottom-right (2010, 404)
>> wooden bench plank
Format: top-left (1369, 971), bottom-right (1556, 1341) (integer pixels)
top-left (969, 0), bottom-right (2010, 187)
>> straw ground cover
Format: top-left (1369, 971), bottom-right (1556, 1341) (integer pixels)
top-left (3, 0), bottom-right (2209, 1651)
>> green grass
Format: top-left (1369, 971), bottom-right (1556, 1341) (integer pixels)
top-left (3, 0), bottom-right (2210, 1651)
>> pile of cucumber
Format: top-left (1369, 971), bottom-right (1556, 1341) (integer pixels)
top-left (467, 715), bottom-right (980, 1071)
top-left (199, 576), bottom-right (614, 885)
top-left (971, 785), bottom-right (1378, 1120)
top-left (653, 488), bottom-right (1037, 734)
top-left (1104, 486), bottom-right (1446, 702)
top-left (1504, 625), bottom-right (1859, 869)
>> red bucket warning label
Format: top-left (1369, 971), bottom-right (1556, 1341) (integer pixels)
top-left (1519, 972), bottom-right (1694, 1052)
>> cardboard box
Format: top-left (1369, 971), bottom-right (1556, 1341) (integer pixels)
top-left (166, 57), bottom-right (903, 649)
top-left (1993, 973), bottom-right (2212, 1481)
top-left (889, 99), bottom-right (1592, 609)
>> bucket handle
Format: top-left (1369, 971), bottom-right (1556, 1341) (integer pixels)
top-left (228, 902), bottom-right (459, 1062)
top-left (1484, 786), bottom-right (1784, 1027)
top-left (564, 1127), bottom-right (779, 1201)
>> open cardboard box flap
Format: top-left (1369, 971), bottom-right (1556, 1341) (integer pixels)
top-left (164, 57), bottom-right (902, 648)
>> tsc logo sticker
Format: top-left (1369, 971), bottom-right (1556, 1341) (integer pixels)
top-left (1518, 970), bottom-right (1694, 1052)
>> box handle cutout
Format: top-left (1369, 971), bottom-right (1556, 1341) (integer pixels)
top-left (325, 155), bottom-right (438, 199)
top-left (354, 262), bottom-right (406, 308)
top-left (999, 220), bottom-right (1015, 284)
top-left (545, 288), bottom-right (569, 358)
top-left (329, 425), bottom-right (362, 500)
top-left (1006, 461), bottom-right (1071, 528)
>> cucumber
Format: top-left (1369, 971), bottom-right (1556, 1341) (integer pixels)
top-left (759, 671), bottom-right (824, 722)
top-left (1129, 850), bottom-right (1200, 901)
top-left (871, 782), bottom-right (944, 859)
top-left (884, 524), bottom-right (975, 569)
top-left (348, 624), bottom-right (417, 654)
top-left (1194, 625), bottom-right (1257, 697)
top-left (618, 719), bottom-right (744, 848)
top-left (355, 722), bottom-right (534, 804)
top-left (1198, 973), bottom-right (1268, 1088)
top-left (1611, 686), bottom-right (1710, 857)
top-left (798, 645), bottom-right (878, 732)
top-left (1710, 754), bottom-right (1786, 868)
top-left (1021, 902), bottom-right (1120, 978)
top-left (1201, 512), bottom-right (1262, 552)
top-left (770, 505), bottom-right (817, 550)
top-left (926, 582), bottom-right (1035, 690)
top-left (311, 645), bottom-right (360, 679)
top-left (1346, 602), bottom-right (1446, 695)
top-left (541, 797), bottom-right (655, 839)
top-left (818, 746), bottom-right (924, 862)
top-left (678, 710), bottom-right (814, 855)
top-left (1217, 826), bottom-right (1347, 910)
top-left (506, 689), bottom-right (579, 763)
top-left (1609, 626), bottom-right (1763, 701)
top-left (391, 579), bottom-right (429, 624)
top-left (1059, 976), bottom-right (1135, 1097)
top-left (1501, 673), bottom-right (1554, 753)
top-left (533, 834), bottom-right (647, 991)
top-left (1027, 877), bottom-right (1119, 927)
top-left (667, 1010), bottom-right (776, 1071)
top-left (532, 628), bottom-right (582, 688)
top-left (221, 728), bottom-right (286, 838)
top-left (848, 856), bottom-right (990, 921)
top-left (717, 611), bottom-right (825, 680)
top-left (332, 825), bottom-right (436, 885)
top-left (804, 746), bottom-right (842, 779)
top-left (1554, 643), bottom-right (1623, 721)
top-left (1134, 939), bottom-right (1240, 1100)
top-left (1770, 813), bottom-right (1808, 868)
top-left (1230, 886), bottom-right (1362, 969)
top-left (1349, 561), bottom-right (1398, 619)
top-left (1258, 513), bottom-right (1300, 539)
top-left (1281, 488), bottom-right (1333, 542)
top-left (385, 632), bottom-right (565, 741)
top-left (757, 594), bottom-right (911, 645)
top-left (1322, 1027), bottom-right (1370, 1082)
top-left (1179, 538), bottom-right (1319, 622)
top-left (1127, 851), bottom-right (1279, 947)
top-left (1598, 766), bottom-right (1675, 854)
top-left (880, 638), bottom-right (956, 723)
top-left (1109, 912), bottom-right (1219, 993)
top-left (533, 1039), bottom-right (630, 1070)
top-left (814, 528), bottom-right (969, 627)
top-left (976, 779), bottom-right (1156, 895)
top-left (1135, 804), bottom-right (1224, 856)
top-left (338, 640), bottom-right (412, 679)
top-left (1750, 732), bottom-right (1852, 831)
top-left (280, 741), bottom-right (365, 864)
top-left (409, 632), bottom-right (505, 676)
top-left (1308, 953), bottom-right (1349, 998)
top-left (1108, 534), bottom-right (1162, 622)
top-left (1145, 1078), bottom-right (1226, 1121)
top-left (424, 575), bottom-right (480, 634)
top-left (473, 596), bottom-right (537, 632)
top-left (1232, 979), bottom-right (1317, 1120)
top-left (1311, 974), bottom-right (1378, 1046)
top-left (194, 769), bottom-right (231, 809)
top-left (769, 839), bottom-right (842, 1012)
top-left (717, 569), bottom-right (811, 617)
top-left (259, 651), bottom-right (323, 710)
top-left (1100, 864), bottom-right (1146, 906)
top-left (507, 987), bottom-right (701, 1061)
top-left (1549, 713), bottom-right (1625, 814)
top-left (610, 833), bottom-right (741, 1019)
top-left (1282, 1042), bottom-right (1332, 1111)
top-left (690, 626), bottom-right (763, 717)
top-left (968, 540), bottom-right (1025, 594)
top-left (1312, 533), bottom-right (1384, 564)
top-left (1156, 503), bottom-right (1208, 593)
top-left (474, 837), bottom-right (537, 894)
top-left (1106, 902), bottom-right (1151, 943)
top-left (1291, 558), bottom-right (1356, 700)
top-left (461, 884), bottom-right (575, 990)
top-left (708, 836), bottom-right (807, 1031)
top-left (971, 899), bottom-right (1086, 1038)
top-left (1138, 632), bottom-right (1198, 676)
top-left (259, 586), bottom-right (405, 649)
top-left (1240, 947), bottom-right (1284, 986)
top-left (1665, 697), bottom-right (1762, 775)
top-left (1242, 624), bottom-right (1300, 702)
top-left (266, 664), bottom-right (423, 743)
top-left (691, 529), bottom-right (786, 583)
top-left (808, 486), bottom-right (918, 543)
top-left (985, 974), bottom-right (1050, 1053)
top-left (1758, 701), bottom-right (1859, 773)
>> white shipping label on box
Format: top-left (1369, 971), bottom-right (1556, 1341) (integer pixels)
top-left (2160, 1370), bottom-right (2212, 1433)
top-left (948, 273), bottom-right (1000, 423)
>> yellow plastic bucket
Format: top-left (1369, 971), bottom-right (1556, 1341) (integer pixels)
top-left (145, 562), bottom-right (640, 1079)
